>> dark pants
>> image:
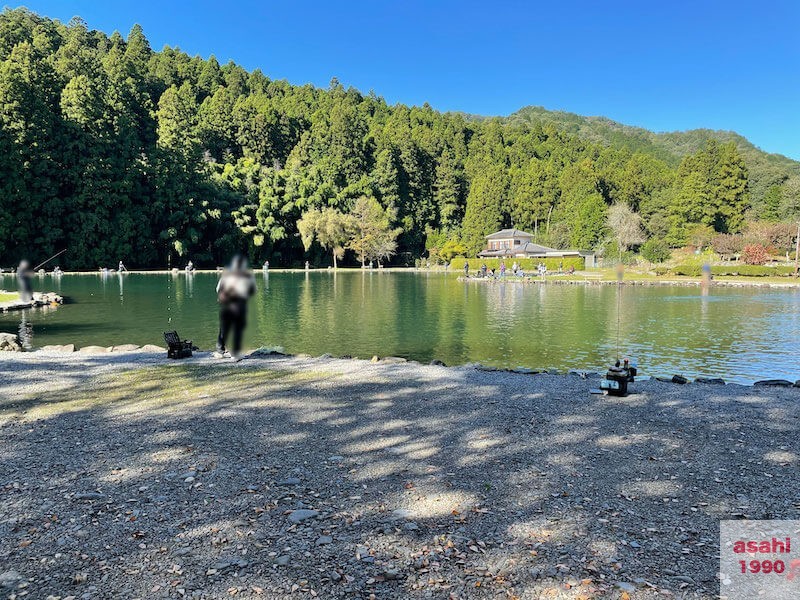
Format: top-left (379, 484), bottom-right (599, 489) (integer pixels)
top-left (217, 300), bottom-right (247, 354)
top-left (18, 275), bottom-right (32, 302)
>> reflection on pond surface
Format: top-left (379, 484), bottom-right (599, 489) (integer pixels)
top-left (0, 271), bottom-right (798, 384)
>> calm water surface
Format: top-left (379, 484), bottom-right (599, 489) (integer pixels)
top-left (1, 271), bottom-right (798, 384)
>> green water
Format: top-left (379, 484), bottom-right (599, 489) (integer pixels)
top-left (1, 271), bottom-right (799, 384)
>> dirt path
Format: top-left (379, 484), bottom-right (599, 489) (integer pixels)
top-left (1, 351), bottom-right (799, 599)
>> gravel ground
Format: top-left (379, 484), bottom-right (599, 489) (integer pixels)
top-left (1, 350), bottom-right (799, 600)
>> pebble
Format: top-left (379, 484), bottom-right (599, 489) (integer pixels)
top-left (315, 535), bottom-right (333, 545)
top-left (382, 568), bottom-right (403, 580)
top-left (73, 492), bottom-right (104, 501)
top-left (277, 477), bottom-right (301, 486)
top-left (0, 570), bottom-right (22, 588)
top-left (287, 509), bottom-right (319, 523)
top-left (615, 582), bottom-right (636, 593)
top-left (274, 555), bottom-right (291, 567)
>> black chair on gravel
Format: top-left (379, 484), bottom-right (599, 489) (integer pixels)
top-left (163, 330), bottom-right (193, 359)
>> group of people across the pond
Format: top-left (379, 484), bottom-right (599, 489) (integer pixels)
top-left (463, 260), bottom-right (575, 279)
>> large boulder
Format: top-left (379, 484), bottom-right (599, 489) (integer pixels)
top-left (140, 344), bottom-right (166, 353)
top-left (0, 332), bottom-right (22, 352)
top-left (754, 379), bottom-right (794, 387)
top-left (111, 344), bottom-right (140, 352)
top-left (40, 344), bottom-right (75, 353)
top-left (78, 345), bottom-right (111, 355)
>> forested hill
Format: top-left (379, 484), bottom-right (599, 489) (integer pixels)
top-left (0, 8), bottom-right (798, 270)
top-left (508, 106), bottom-right (800, 206)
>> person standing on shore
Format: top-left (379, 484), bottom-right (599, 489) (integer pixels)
top-left (215, 255), bottom-right (256, 361)
top-left (16, 260), bottom-right (33, 302)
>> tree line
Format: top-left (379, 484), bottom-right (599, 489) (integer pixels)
top-left (0, 8), bottom-right (798, 269)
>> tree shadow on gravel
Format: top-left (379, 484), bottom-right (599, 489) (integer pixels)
top-left (0, 356), bottom-right (799, 599)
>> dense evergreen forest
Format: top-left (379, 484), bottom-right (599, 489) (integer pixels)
top-left (0, 8), bottom-right (798, 269)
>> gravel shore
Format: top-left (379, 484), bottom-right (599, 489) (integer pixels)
top-left (1, 351), bottom-right (799, 599)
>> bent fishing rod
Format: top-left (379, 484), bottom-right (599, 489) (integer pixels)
top-left (33, 249), bottom-right (67, 271)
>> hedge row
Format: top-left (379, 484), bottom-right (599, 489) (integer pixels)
top-left (450, 256), bottom-right (585, 272)
top-left (659, 264), bottom-right (798, 277)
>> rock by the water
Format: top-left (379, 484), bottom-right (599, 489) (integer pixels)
top-left (695, 377), bottom-right (725, 385)
top-left (287, 509), bottom-right (319, 523)
top-left (79, 345), bottom-right (110, 354)
top-left (111, 344), bottom-right (140, 352)
top-left (40, 344), bottom-right (75, 353)
top-left (371, 355), bottom-right (380, 363)
top-left (429, 359), bottom-right (446, 366)
top-left (251, 347), bottom-right (286, 356)
top-left (671, 375), bottom-right (688, 384)
top-left (140, 344), bottom-right (166, 352)
top-left (512, 367), bottom-right (535, 374)
top-left (754, 379), bottom-right (794, 387)
top-left (381, 356), bottom-right (407, 364)
top-left (0, 332), bottom-right (22, 352)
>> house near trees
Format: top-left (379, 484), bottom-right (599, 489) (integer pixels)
top-left (478, 229), bottom-right (597, 266)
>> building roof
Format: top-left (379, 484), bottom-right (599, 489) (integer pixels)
top-left (522, 242), bottom-right (558, 254)
top-left (478, 241), bottom-right (583, 258)
top-left (485, 228), bottom-right (534, 240)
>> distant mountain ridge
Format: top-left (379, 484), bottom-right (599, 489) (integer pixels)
top-left (506, 106), bottom-right (800, 202)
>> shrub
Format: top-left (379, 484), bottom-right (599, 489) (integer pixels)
top-left (743, 222), bottom-right (796, 253)
top-left (741, 244), bottom-right (769, 265)
top-left (640, 238), bottom-right (671, 263)
top-left (450, 256), bottom-right (585, 273)
top-left (669, 264), bottom-right (795, 277)
top-left (671, 264), bottom-right (701, 277)
top-left (711, 233), bottom-right (744, 258)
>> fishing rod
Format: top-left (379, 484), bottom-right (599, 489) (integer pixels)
top-left (33, 249), bottom-right (67, 271)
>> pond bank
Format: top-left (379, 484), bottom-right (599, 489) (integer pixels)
top-left (458, 275), bottom-right (800, 288)
top-left (0, 290), bottom-right (63, 312)
top-left (1, 350), bottom-right (798, 598)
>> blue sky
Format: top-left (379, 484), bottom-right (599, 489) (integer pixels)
top-left (13, 0), bottom-right (800, 159)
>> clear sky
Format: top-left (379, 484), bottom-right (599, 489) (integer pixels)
top-left (12, 0), bottom-right (800, 159)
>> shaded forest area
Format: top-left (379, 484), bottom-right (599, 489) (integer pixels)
top-left (0, 8), bottom-right (798, 269)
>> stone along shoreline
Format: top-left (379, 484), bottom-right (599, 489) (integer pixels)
top-left (1, 350), bottom-right (798, 599)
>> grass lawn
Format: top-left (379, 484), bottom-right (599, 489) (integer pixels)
top-left (0, 291), bottom-right (19, 302)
